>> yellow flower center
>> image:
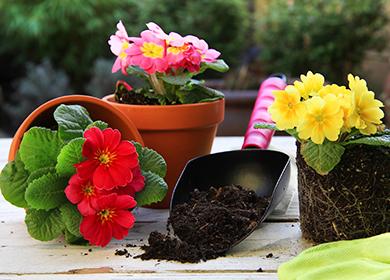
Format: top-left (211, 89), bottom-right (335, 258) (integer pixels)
top-left (98, 209), bottom-right (115, 224)
top-left (82, 183), bottom-right (95, 197)
top-left (119, 42), bottom-right (129, 60)
top-left (167, 45), bottom-right (188, 55)
top-left (95, 149), bottom-right (116, 167)
top-left (141, 42), bottom-right (164, 58)
top-left (315, 115), bottom-right (323, 122)
top-left (287, 102), bottom-right (294, 109)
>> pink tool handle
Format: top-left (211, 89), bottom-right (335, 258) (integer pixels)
top-left (242, 77), bottom-right (287, 150)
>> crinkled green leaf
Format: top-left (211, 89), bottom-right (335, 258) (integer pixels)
top-left (54, 104), bottom-right (93, 141)
top-left (161, 74), bottom-right (191, 85)
top-left (25, 208), bottom-right (64, 241)
top-left (60, 203), bottom-right (82, 237)
top-left (0, 153), bottom-right (29, 208)
top-left (56, 137), bottom-right (85, 177)
top-left (64, 229), bottom-right (87, 245)
top-left (135, 171), bottom-right (168, 207)
top-left (27, 167), bottom-right (56, 185)
top-left (25, 173), bottom-right (68, 210)
top-left (19, 127), bottom-right (63, 172)
top-left (135, 144), bottom-right (167, 178)
top-left (177, 83), bottom-right (224, 104)
top-left (343, 134), bottom-right (390, 148)
top-left (301, 140), bottom-right (345, 175)
top-left (86, 120), bottom-right (108, 130)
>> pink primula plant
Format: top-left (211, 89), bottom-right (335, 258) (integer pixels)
top-left (108, 21), bottom-right (229, 105)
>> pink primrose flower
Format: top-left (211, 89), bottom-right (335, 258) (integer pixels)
top-left (126, 30), bottom-right (169, 74)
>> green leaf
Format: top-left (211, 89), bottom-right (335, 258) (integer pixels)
top-left (126, 65), bottom-right (148, 77)
top-left (136, 171), bottom-right (168, 206)
top-left (0, 153), bottom-right (29, 208)
top-left (200, 59), bottom-right (229, 73)
top-left (300, 141), bottom-right (345, 175)
top-left (56, 138), bottom-right (85, 177)
top-left (86, 120), bottom-right (108, 130)
top-left (60, 203), bottom-right (82, 237)
top-left (138, 145), bottom-right (167, 178)
top-left (19, 127), bottom-right (63, 172)
top-left (25, 173), bottom-right (68, 210)
top-left (25, 208), bottom-right (64, 241)
top-left (131, 141), bottom-right (143, 156)
top-left (54, 104), bottom-right (93, 141)
top-left (254, 122), bottom-right (278, 130)
top-left (161, 74), bottom-right (191, 85)
top-left (343, 134), bottom-right (390, 148)
top-left (27, 167), bottom-right (56, 184)
top-left (177, 83), bottom-right (224, 104)
top-left (64, 229), bottom-right (87, 245)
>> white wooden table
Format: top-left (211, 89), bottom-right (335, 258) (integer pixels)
top-left (0, 137), bottom-right (312, 280)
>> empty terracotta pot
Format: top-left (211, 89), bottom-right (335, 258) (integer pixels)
top-left (8, 95), bottom-right (143, 161)
top-left (103, 95), bottom-right (225, 208)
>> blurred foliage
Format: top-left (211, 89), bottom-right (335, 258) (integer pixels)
top-left (86, 58), bottom-right (145, 97)
top-left (0, 0), bottom-right (249, 90)
top-left (1, 60), bottom-right (72, 134)
top-left (0, 0), bottom-right (141, 88)
top-left (138, 0), bottom-right (250, 68)
top-left (257, 0), bottom-right (388, 83)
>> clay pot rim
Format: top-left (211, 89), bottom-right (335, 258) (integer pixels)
top-left (8, 94), bottom-right (143, 161)
top-left (102, 94), bottom-right (224, 109)
top-left (102, 94), bottom-right (225, 130)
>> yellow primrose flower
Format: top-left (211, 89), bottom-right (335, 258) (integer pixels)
top-left (318, 84), bottom-right (350, 97)
top-left (297, 94), bottom-right (344, 144)
top-left (319, 84), bottom-right (355, 131)
top-left (347, 74), bottom-right (384, 135)
top-left (268, 85), bottom-right (306, 130)
top-left (293, 71), bottom-right (325, 99)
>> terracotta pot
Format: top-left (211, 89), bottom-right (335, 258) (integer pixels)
top-left (103, 95), bottom-right (225, 208)
top-left (9, 95), bottom-right (143, 161)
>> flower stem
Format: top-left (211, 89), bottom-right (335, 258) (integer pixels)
top-left (149, 73), bottom-right (166, 95)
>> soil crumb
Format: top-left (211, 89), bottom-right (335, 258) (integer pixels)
top-left (137, 185), bottom-right (270, 263)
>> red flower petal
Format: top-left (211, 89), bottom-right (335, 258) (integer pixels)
top-left (84, 127), bottom-right (104, 149)
top-left (80, 215), bottom-right (99, 239)
top-left (93, 165), bottom-right (116, 190)
top-left (96, 193), bottom-right (117, 210)
top-left (116, 195), bottom-right (137, 210)
top-left (64, 176), bottom-right (83, 204)
top-left (112, 225), bottom-right (129, 240)
top-left (113, 210), bottom-right (135, 228)
top-left (115, 141), bottom-right (136, 156)
top-left (107, 164), bottom-right (133, 187)
top-left (94, 223), bottom-right (113, 247)
top-left (102, 128), bottom-right (121, 151)
top-left (75, 159), bottom-right (99, 179)
top-left (77, 198), bottom-right (96, 216)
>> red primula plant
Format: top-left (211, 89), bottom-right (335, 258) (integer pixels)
top-left (0, 104), bottom-right (167, 246)
top-left (66, 127), bottom-right (149, 246)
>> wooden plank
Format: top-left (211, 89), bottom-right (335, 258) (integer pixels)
top-left (0, 193), bottom-right (311, 274)
top-left (0, 273), bottom-right (278, 280)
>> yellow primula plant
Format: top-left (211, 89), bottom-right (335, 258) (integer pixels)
top-left (256, 71), bottom-right (389, 175)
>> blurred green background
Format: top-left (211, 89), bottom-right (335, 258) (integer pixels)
top-left (0, 0), bottom-right (389, 136)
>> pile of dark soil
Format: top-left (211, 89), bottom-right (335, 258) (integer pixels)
top-left (137, 185), bottom-right (270, 263)
top-left (115, 91), bottom-right (159, 105)
top-left (297, 143), bottom-right (390, 243)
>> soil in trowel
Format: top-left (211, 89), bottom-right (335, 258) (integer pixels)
top-left (137, 185), bottom-right (270, 263)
